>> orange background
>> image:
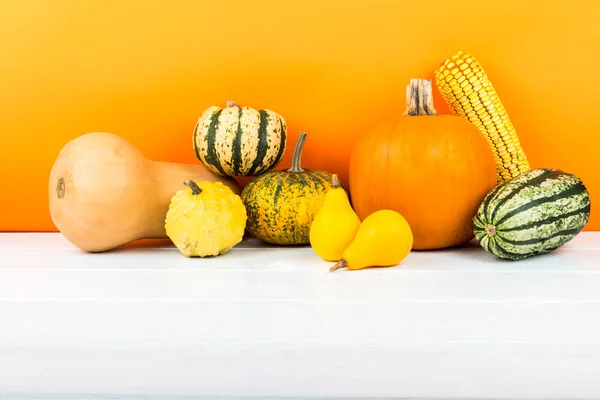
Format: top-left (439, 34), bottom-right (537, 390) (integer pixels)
top-left (1, 0), bottom-right (599, 232)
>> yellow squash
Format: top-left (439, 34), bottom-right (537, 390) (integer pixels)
top-left (309, 174), bottom-right (361, 261)
top-left (165, 180), bottom-right (247, 257)
top-left (330, 209), bottom-right (413, 272)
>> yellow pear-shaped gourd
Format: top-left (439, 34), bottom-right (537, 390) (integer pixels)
top-left (309, 174), bottom-right (361, 261)
top-left (330, 209), bottom-right (413, 272)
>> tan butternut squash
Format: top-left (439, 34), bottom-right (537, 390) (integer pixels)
top-left (48, 132), bottom-right (240, 252)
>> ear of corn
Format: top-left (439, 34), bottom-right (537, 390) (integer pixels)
top-left (434, 51), bottom-right (531, 184)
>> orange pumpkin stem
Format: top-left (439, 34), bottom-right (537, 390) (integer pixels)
top-left (226, 100), bottom-right (240, 108)
top-left (287, 132), bottom-right (307, 173)
top-left (330, 259), bottom-right (348, 272)
top-left (404, 78), bottom-right (438, 117)
top-left (184, 179), bottom-right (202, 195)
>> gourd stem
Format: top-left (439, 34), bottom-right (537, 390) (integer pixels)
top-left (226, 100), bottom-right (239, 108)
top-left (287, 132), bottom-right (307, 173)
top-left (485, 224), bottom-right (496, 237)
top-left (330, 259), bottom-right (348, 272)
top-left (56, 178), bottom-right (65, 199)
top-left (331, 174), bottom-right (341, 188)
top-left (403, 78), bottom-right (438, 116)
top-left (184, 180), bottom-right (202, 195)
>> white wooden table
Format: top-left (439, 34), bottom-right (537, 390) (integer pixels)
top-left (1, 232), bottom-right (600, 400)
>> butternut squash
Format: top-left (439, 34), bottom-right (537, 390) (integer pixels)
top-left (48, 132), bottom-right (240, 252)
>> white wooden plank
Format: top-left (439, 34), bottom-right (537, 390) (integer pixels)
top-left (2, 233), bottom-right (599, 272)
top-left (2, 343), bottom-right (600, 399)
top-left (4, 261), bottom-right (600, 302)
top-left (3, 300), bottom-right (600, 345)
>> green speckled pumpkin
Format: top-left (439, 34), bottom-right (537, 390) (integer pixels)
top-left (240, 132), bottom-right (334, 245)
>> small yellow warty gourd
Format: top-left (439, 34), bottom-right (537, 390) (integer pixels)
top-left (165, 180), bottom-right (247, 257)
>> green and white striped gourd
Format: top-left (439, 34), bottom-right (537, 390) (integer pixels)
top-left (193, 101), bottom-right (287, 177)
top-left (473, 168), bottom-right (591, 261)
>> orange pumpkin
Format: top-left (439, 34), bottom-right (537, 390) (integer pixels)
top-left (348, 78), bottom-right (497, 250)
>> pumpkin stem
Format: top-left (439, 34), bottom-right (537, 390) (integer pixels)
top-left (287, 132), bottom-right (307, 173)
top-left (226, 100), bottom-right (240, 108)
top-left (404, 78), bottom-right (438, 116)
top-left (184, 180), bottom-right (202, 195)
top-left (331, 174), bottom-right (341, 188)
top-left (330, 259), bottom-right (348, 272)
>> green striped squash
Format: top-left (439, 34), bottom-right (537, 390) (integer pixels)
top-left (193, 100), bottom-right (287, 177)
top-left (473, 168), bottom-right (591, 261)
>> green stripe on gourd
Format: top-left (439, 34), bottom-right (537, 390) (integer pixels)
top-left (193, 101), bottom-right (287, 177)
top-left (231, 107), bottom-right (245, 174)
top-left (203, 108), bottom-right (227, 176)
top-left (474, 168), bottom-right (591, 261)
top-left (247, 110), bottom-right (272, 176)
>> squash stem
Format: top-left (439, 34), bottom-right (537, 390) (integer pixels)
top-left (56, 178), bottom-right (65, 199)
top-left (331, 174), bottom-right (341, 188)
top-left (485, 224), bottom-right (496, 237)
top-left (330, 259), bottom-right (348, 272)
top-left (226, 100), bottom-right (240, 108)
top-left (184, 180), bottom-right (202, 195)
top-left (404, 78), bottom-right (438, 116)
top-left (287, 132), bottom-right (307, 173)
